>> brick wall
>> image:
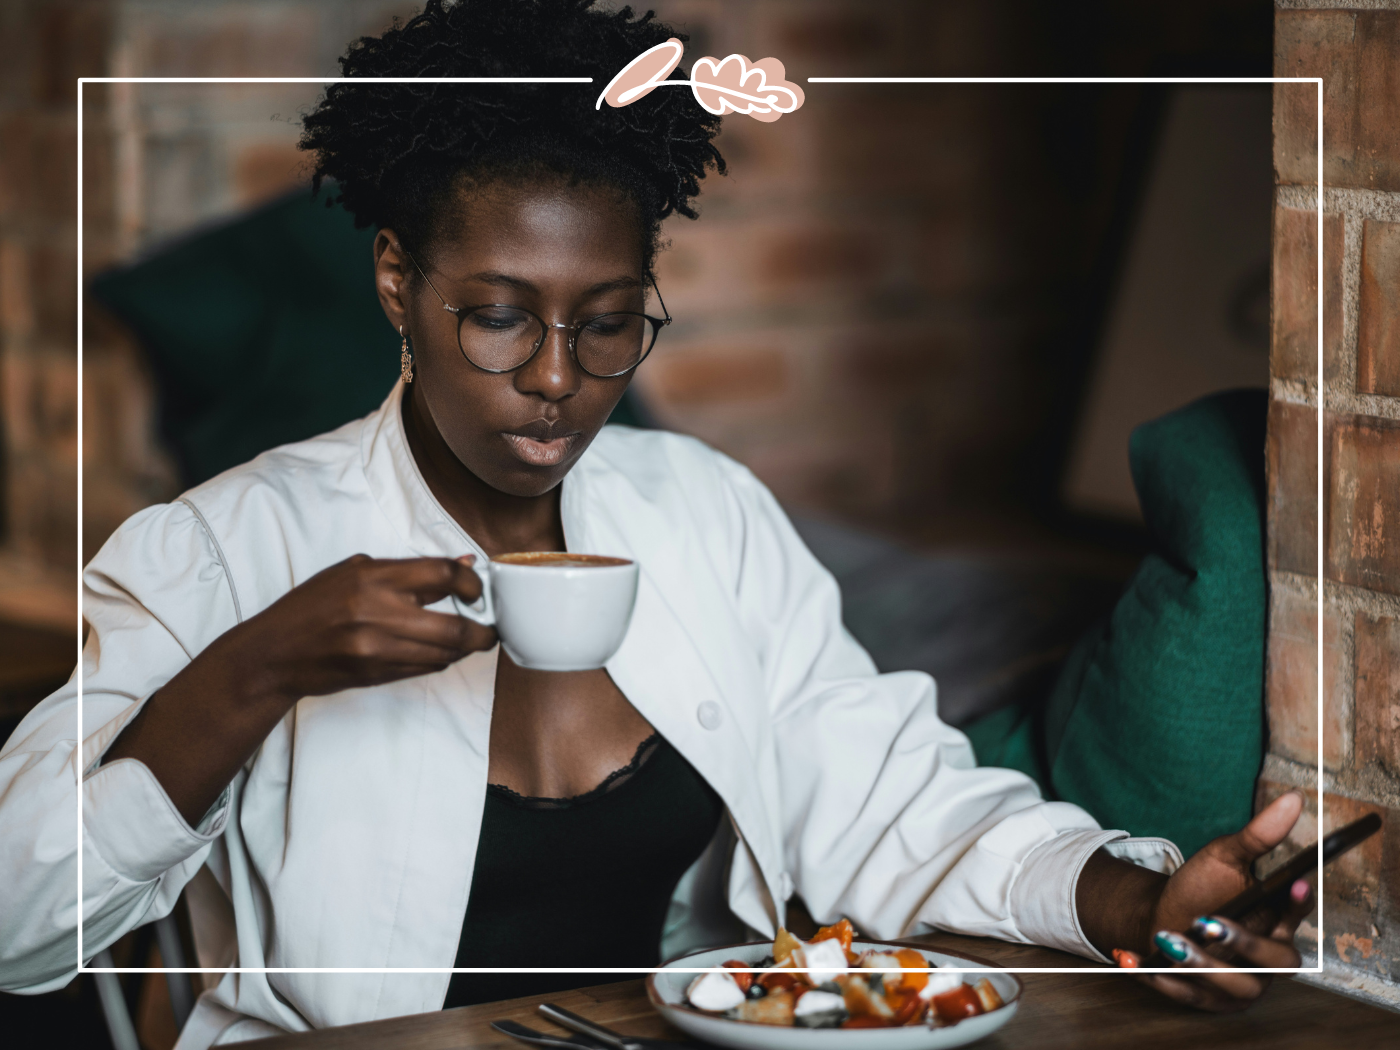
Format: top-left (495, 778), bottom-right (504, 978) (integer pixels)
top-left (0, 1), bottom-right (118, 627)
top-left (643, 0), bottom-right (1108, 535)
top-left (1262, 1), bottom-right (1400, 1003)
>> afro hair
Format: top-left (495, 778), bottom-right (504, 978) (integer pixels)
top-left (299, 0), bottom-right (727, 276)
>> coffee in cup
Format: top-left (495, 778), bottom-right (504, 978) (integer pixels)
top-left (452, 552), bottom-right (639, 672)
top-left (492, 552), bottom-right (631, 568)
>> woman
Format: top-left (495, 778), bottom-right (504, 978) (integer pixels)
top-left (0, 1), bottom-right (1309, 1044)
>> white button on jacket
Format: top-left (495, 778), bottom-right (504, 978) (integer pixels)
top-left (0, 383), bottom-right (1179, 1047)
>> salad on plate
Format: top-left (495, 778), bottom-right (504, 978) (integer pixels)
top-left (682, 920), bottom-right (1005, 1030)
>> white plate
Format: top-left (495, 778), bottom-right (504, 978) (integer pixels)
top-left (646, 941), bottom-right (1022, 1050)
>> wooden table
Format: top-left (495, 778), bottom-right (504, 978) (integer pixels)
top-left (241, 932), bottom-right (1398, 1050)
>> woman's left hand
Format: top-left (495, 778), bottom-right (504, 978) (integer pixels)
top-left (1126, 790), bottom-right (1313, 1011)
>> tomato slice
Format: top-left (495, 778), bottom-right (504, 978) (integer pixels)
top-left (885, 987), bottom-right (924, 1026)
top-left (932, 984), bottom-right (984, 1024)
top-left (758, 970), bottom-right (803, 994)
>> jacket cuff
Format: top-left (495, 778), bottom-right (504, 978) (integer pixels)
top-left (83, 758), bottom-right (229, 884)
top-left (1009, 829), bottom-right (1182, 963)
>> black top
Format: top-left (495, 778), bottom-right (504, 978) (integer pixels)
top-left (443, 733), bottom-right (725, 1008)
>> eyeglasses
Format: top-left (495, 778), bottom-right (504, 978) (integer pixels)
top-left (402, 248), bottom-right (671, 378)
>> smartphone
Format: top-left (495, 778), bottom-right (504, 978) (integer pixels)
top-left (1137, 811), bottom-right (1382, 967)
top-left (1213, 811), bottom-right (1382, 921)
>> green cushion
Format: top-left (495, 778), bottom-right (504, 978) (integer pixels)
top-left (91, 190), bottom-right (402, 486)
top-left (963, 389), bottom-right (1267, 857)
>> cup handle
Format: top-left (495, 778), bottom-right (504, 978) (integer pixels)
top-left (450, 561), bottom-right (495, 626)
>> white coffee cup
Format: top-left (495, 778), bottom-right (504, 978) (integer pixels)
top-left (452, 552), bottom-right (640, 672)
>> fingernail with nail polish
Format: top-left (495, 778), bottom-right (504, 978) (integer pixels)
top-left (1154, 931), bottom-right (1190, 962)
top-left (1112, 948), bottom-right (1140, 969)
top-left (1192, 917), bottom-right (1228, 942)
top-left (1291, 878), bottom-right (1311, 903)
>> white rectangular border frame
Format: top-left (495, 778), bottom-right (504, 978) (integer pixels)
top-left (75, 75), bottom-right (1326, 979)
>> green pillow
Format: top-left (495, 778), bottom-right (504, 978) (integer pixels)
top-left (91, 190), bottom-right (401, 487)
top-left (964, 389), bottom-right (1267, 857)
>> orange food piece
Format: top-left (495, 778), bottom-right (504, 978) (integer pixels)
top-left (773, 928), bottom-right (803, 966)
top-left (758, 970), bottom-right (803, 995)
top-left (809, 918), bottom-right (855, 951)
top-left (841, 1015), bottom-right (891, 1029)
top-left (932, 984), bottom-right (984, 1024)
top-left (721, 960), bottom-right (753, 993)
top-left (893, 948), bottom-right (928, 993)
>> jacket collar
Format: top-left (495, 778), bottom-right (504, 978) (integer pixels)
top-left (360, 380), bottom-right (489, 561)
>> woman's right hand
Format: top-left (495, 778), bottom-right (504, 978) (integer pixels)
top-left (235, 554), bottom-right (498, 704)
top-left (104, 554), bottom-right (496, 825)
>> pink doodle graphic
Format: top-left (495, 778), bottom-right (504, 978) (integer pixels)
top-left (596, 38), bottom-right (804, 122)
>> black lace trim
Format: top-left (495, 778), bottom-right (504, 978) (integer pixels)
top-left (487, 732), bottom-right (663, 810)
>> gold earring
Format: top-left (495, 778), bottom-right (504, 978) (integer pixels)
top-left (400, 325), bottom-right (414, 384)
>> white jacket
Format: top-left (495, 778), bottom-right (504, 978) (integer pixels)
top-left (0, 382), bottom-right (1179, 1046)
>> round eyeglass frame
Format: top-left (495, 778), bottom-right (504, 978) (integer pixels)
top-left (402, 248), bottom-right (672, 379)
